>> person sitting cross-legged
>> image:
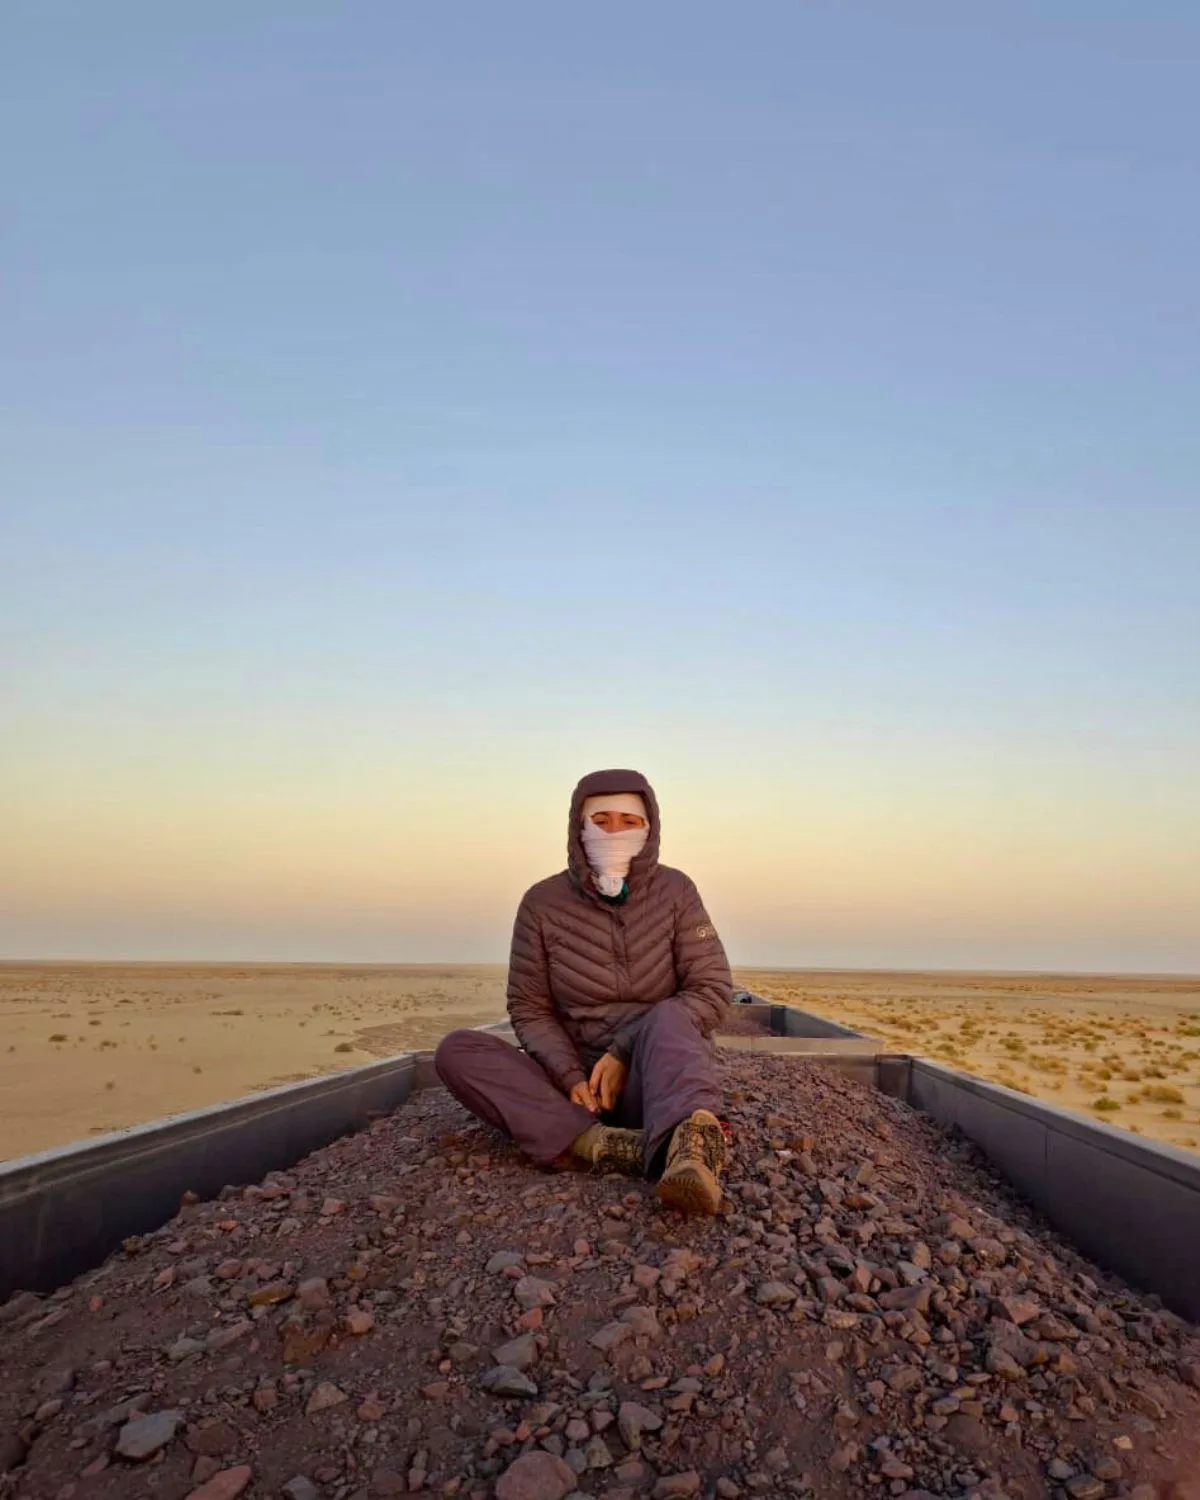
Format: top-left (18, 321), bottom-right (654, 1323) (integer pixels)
top-left (434, 768), bottom-right (732, 1213)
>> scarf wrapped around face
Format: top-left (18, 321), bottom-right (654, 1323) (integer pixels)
top-left (580, 793), bottom-right (649, 896)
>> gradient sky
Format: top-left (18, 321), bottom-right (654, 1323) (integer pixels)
top-left (3, 3), bottom-right (1198, 971)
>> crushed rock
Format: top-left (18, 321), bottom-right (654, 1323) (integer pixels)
top-left (1, 1054), bottom-right (1199, 1500)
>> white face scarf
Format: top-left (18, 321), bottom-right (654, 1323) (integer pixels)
top-left (581, 819), bottom-right (650, 896)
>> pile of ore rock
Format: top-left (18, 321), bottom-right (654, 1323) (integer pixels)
top-left (2, 1053), bottom-right (1199, 1500)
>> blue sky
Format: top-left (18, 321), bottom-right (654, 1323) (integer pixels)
top-left (2, 3), bottom-right (1198, 968)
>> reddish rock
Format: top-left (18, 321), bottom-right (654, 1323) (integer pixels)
top-left (619, 1305), bottom-right (661, 1340)
top-left (589, 1321), bottom-right (631, 1352)
top-left (185, 1465), bottom-right (252, 1500)
top-left (494, 1450), bottom-right (577, 1500)
top-left (296, 1277), bottom-right (331, 1310)
top-left (512, 1277), bottom-right (556, 1311)
top-left (248, 1280), bottom-right (294, 1307)
top-left (877, 1283), bottom-right (931, 1313)
top-left (185, 1422), bottom-right (238, 1457)
top-left (653, 1472), bottom-right (701, 1499)
top-left (370, 1470), bottom-right (408, 1497)
top-left (344, 1308), bottom-right (375, 1335)
top-left (996, 1294), bottom-right (1041, 1325)
top-left (305, 1382), bottom-right (347, 1416)
top-left (282, 1325), bottom-right (331, 1364)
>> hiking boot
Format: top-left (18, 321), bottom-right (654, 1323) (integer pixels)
top-left (655, 1109), bottom-right (726, 1215)
top-left (569, 1122), bottom-right (644, 1177)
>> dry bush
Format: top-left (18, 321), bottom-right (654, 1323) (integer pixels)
top-left (1092, 1097), bottom-right (1121, 1112)
top-left (1143, 1084), bottom-right (1185, 1105)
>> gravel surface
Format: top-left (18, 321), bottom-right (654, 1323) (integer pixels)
top-left (714, 1014), bottom-right (772, 1038)
top-left (2, 1054), bottom-right (1199, 1500)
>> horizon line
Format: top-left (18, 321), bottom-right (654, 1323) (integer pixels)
top-left (1, 957), bottom-right (1197, 983)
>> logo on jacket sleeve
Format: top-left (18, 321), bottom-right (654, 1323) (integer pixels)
top-left (696, 923), bottom-right (718, 940)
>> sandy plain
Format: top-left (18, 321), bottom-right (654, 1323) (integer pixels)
top-left (750, 966), bottom-right (1200, 1157)
top-left (0, 963), bottom-right (506, 1162)
top-left (1, 961), bottom-right (1198, 1162)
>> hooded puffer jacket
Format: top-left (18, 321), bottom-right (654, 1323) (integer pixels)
top-left (507, 769), bottom-right (732, 1093)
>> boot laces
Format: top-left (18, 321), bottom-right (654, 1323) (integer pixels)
top-left (670, 1112), bottom-right (727, 1174)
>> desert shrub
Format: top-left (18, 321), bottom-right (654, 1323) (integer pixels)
top-left (49, 1033), bottom-right (67, 1043)
top-left (1143, 1084), bottom-right (1185, 1104)
top-left (1121, 1069), bottom-right (1142, 1081)
top-left (1162, 1108), bottom-right (1183, 1120)
top-left (334, 1042), bottom-right (356, 1053)
top-left (1092, 1097), bottom-right (1121, 1112)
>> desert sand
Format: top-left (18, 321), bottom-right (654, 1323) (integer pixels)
top-left (0, 963), bottom-right (507, 1162)
top-left (2, 962), bottom-right (1198, 1163)
top-left (742, 967), bottom-right (1200, 1156)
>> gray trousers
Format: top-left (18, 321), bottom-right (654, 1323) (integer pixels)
top-left (433, 998), bottom-right (721, 1176)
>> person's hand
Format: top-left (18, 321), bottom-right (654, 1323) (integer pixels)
top-left (589, 1052), bottom-right (629, 1113)
top-left (570, 1079), bottom-right (600, 1114)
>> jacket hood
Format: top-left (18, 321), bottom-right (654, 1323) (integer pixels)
top-left (567, 768), bottom-right (661, 899)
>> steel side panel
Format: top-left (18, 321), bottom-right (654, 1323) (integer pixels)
top-left (906, 1060), bottom-right (1200, 1323)
top-left (1043, 1129), bottom-right (1200, 1322)
top-left (772, 1005), bottom-right (865, 1040)
top-left (0, 1056), bottom-right (416, 1301)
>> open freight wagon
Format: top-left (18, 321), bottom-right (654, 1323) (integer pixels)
top-left (2, 1003), bottom-right (1199, 1500)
